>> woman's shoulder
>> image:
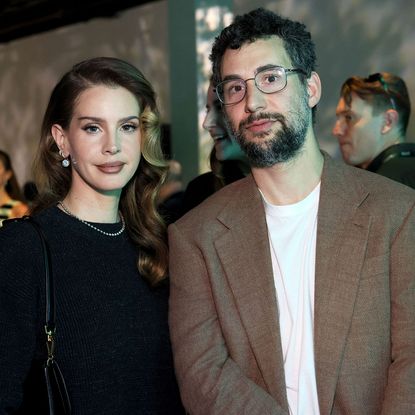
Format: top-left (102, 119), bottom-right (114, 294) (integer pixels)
top-left (0, 217), bottom-right (40, 255)
top-left (1, 215), bottom-right (35, 240)
top-left (0, 209), bottom-right (55, 266)
top-left (0, 216), bottom-right (46, 294)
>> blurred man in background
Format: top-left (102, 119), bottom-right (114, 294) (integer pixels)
top-left (333, 72), bottom-right (415, 188)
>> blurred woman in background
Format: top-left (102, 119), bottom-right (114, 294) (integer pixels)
top-left (183, 80), bottom-right (249, 213)
top-left (0, 150), bottom-right (28, 225)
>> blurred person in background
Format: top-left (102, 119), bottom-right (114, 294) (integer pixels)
top-left (0, 150), bottom-right (28, 225)
top-left (183, 80), bottom-right (249, 213)
top-left (333, 72), bottom-right (415, 188)
top-left (158, 159), bottom-right (185, 224)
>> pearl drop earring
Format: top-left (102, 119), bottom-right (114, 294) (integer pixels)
top-left (59, 150), bottom-right (70, 168)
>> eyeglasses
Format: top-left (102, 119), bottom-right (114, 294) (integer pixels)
top-left (216, 66), bottom-right (306, 106)
top-left (364, 73), bottom-right (397, 110)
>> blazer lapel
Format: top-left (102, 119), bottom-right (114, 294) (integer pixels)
top-left (314, 156), bottom-right (371, 415)
top-left (214, 176), bottom-right (289, 409)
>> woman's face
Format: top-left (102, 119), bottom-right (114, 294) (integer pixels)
top-left (53, 85), bottom-right (142, 198)
top-left (202, 83), bottom-right (245, 162)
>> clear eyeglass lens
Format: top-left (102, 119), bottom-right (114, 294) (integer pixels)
top-left (222, 80), bottom-right (246, 104)
top-left (219, 67), bottom-right (289, 104)
top-left (256, 67), bottom-right (285, 93)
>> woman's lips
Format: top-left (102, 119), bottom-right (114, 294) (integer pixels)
top-left (96, 162), bottom-right (124, 174)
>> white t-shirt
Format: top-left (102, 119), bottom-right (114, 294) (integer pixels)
top-left (261, 183), bottom-right (321, 415)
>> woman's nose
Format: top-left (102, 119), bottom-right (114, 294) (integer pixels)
top-left (104, 131), bottom-right (121, 154)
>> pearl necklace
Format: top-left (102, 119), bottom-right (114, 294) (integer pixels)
top-left (58, 201), bottom-right (125, 237)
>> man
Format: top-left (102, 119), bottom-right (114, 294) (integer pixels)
top-left (333, 72), bottom-right (415, 188)
top-left (168, 8), bottom-right (415, 415)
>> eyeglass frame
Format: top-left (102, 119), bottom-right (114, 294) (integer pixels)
top-left (215, 66), bottom-right (307, 106)
top-left (364, 73), bottom-right (397, 110)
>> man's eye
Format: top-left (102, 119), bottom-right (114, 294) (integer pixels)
top-left (263, 71), bottom-right (282, 84)
top-left (226, 83), bottom-right (244, 95)
top-left (266, 74), bottom-right (278, 83)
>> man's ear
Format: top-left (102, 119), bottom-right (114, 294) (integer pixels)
top-left (51, 124), bottom-right (68, 155)
top-left (306, 71), bottom-right (322, 108)
top-left (381, 109), bottom-right (399, 134)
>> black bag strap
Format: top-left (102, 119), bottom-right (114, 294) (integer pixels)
top-left (3, 215), bottom-right (56, 332)
top-left (24, 216), bottom-right (56, 335)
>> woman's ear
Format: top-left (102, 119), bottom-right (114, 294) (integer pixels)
top-left (51, 124), bottom-right (68, 155)
top-left (306, 71), bottom-right (322, 109)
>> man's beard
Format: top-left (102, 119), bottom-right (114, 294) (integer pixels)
top-left (227, 98), bottom-right (310, 168)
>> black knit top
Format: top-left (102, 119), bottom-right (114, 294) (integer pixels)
top-left (0, 206), bottom-right (184, 414)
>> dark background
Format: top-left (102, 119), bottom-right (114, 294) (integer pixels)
top-left (0, 0), bottom-right (156, 43)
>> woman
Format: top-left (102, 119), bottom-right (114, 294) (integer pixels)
top-left (0, 150), bottom-right (29, 225)
top-left (183, 80), bottom-right (249, 213)
top-left (0, 57), bottom-right (184, 414)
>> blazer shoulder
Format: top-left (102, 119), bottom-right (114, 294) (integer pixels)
top-left (172, 176), bottom-right (255, 232)
top-left (326, 154), bottom-right (414, 195)
top-left (336, 161), bottom-right (415, 218)
top-left (350, 163), bottom-right (414, 199)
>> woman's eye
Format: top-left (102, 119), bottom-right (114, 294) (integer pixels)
top-left (121, 123), bottom-right (138, 133)
top-left (83, 125), bottom-right (100, 133)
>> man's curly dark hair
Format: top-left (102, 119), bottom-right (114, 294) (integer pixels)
top-left (210, 8), bottom-right (316, 87)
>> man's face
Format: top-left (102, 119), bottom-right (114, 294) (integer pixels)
top-left (332, 93), bottom-right (384, 168)
top-left (220, 36), bottom-right (311, 168)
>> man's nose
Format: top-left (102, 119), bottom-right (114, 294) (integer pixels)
top-left (332, 119), bottom-right (344, 138)
top-left (244, 80), bottom-right (266, 113)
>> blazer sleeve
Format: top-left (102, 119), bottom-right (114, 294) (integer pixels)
top-left (381, 202), bottom-right (415, 414)
top-left (168, 223), bottom-right (284, 415)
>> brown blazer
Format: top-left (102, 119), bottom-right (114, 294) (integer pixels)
top-left (168, 154), bottom-right (415, 415)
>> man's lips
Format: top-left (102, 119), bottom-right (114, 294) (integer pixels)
top-left (96, 162), bottom-right (125, 173)
top-left (244, 119), bottom-right (274, 133)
